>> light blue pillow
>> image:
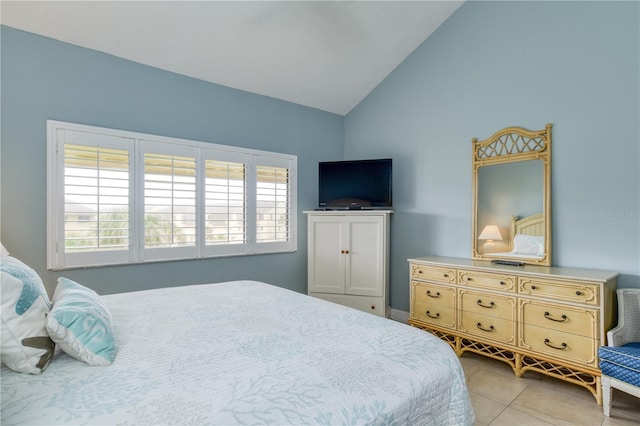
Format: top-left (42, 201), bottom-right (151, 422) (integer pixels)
top-left (46, 277), bottom-right (116, 366)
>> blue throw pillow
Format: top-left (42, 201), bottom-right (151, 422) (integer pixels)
top-left (45, 277), bottom-right (116, 366)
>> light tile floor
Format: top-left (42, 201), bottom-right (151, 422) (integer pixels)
top-left (459, 352), bottom-right (640, 425)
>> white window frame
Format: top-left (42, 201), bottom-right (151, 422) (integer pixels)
top-left (47, 120), bottom-right (297, 270)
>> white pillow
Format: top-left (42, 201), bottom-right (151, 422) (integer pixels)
top-left (46, 277), bottom-right (117, 366)
top-left (512, 234), bottom-right (544, 256)
top-left (1, 243), bottom-right (9, 255)
top-left (0, 256), bottom-right (55, 374)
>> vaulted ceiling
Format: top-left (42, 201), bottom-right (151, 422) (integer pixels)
top-left (1, 1), bottom-right (463, 115)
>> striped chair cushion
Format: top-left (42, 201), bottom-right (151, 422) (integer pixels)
top-left (599, 342), bottom-right (640, 387)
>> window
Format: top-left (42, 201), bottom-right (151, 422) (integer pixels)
top-left (204, 159), bottom-right (246, 247)
top-left (63, 143), bottom-right (131, 252)
top-left (47, 121), bottom-right (296, 269)
top-left (256, 164), bottom-right (290, 243)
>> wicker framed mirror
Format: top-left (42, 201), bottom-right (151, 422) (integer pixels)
top-left (472, 124), bottom-right (552, 266)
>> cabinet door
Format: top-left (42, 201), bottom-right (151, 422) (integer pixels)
top-left (308, 216), bottom-right (345, 294)
top-left (345, 216), bottom-right (385, 297)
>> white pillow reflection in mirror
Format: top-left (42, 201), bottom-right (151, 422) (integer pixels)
top-left (1, 243), bottom-right (9, 256)
top-left (512, 234), bottom-right (544, 256)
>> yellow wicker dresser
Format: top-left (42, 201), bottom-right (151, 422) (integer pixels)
top-left (408, 256), bottom-right (618, 404)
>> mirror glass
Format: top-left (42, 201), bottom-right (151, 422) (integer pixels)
top-left (472, 125), bottom-right (552, 266)
top-left (477, 160), bottom-right (543, 255)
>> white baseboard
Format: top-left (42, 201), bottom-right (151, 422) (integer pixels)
top-left (390, 308), bottom-right (409, 323)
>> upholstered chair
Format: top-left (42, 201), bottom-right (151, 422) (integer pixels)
top-left (598, 288), bottom-right (640, 416)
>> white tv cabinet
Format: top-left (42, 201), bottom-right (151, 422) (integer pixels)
top-left (305, 210), bottom-right (391, 317)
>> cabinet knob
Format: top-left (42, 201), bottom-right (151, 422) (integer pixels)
top-left (443, 273), bottom-right (449, 278)
top-left (531, 285), bottom-right (537, 290)
top-left (371, 305), bottom-right (375, 310)
top-left (576, 291), bottom-right (583, 296)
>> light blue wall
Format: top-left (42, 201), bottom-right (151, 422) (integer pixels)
top-left (0, 26), bottom-right (344, 296)
top-left (345, 1), bottom-right (640, 311)
top-left (3, 1), bottom-right (639, 310)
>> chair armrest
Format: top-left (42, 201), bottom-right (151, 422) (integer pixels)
top-left (608, 324), bottom-right (629, 347)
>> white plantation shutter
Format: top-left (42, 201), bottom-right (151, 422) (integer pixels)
top-left (140, 141), bottom-right (197, 261)
top-left (48, 128), bottom-right (134, 269)
top-left (143, 154), bottom-right (197, 248)
top-left (203, 150), bottom-right (248, 256)
top-left (256, 166), bottom-right (289, 242)
top-left (64, 144), bottom-right (130, 251)
top-left (47, 121), bottom-right (296, 270)
top-left (253, 155), bottom-right (295, 253)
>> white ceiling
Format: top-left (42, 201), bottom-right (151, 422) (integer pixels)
top-left (1, 1), bottom-right (463, 115)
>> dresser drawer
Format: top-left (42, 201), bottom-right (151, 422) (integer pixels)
top-left (520, 300), bottom-right (598, 339)
top-left (411, 263), bottom-right (456, 284)
top-left (458, 270), bottom-right (516, 293)
top-left (459, 289), bottom-right (516, 321)
top-left (411, 303), bottom-right (456, 330)
top-left (520, 324), bottom-right (598, 367)
top-left (459, 311), bottom-right (516, 345)
top-left (411, 281), bottom-right (456, 329)
top-left (519, 277), bottom-right (599, 305)
top-left (412, 281), bottom-right (456, 307)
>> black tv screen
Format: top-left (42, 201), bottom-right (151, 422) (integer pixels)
top-left (319, 159), bottom-right (392, 209)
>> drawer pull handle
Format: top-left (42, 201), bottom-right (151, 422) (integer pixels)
top-left (544, 312), bottom-right (568, 322)
top-left (443, 274), bottom-right (449, 278)
top-left (467, 277), bottom-right (473, 281)
top-left (576, 291), bottom-right (583, 296)
top-left (476, 323), bottom-right (494, 332)
top-left (499, 281), bottom-right (506, 285)
top-left (544, 338), bottom-right (567, 350)
top-left (531, 285), bottom-right (537, 290)
top-left (426, 290), bottom-right (441, 298)
top-left (426, 310), bottom-right (440, 319)
top-left (418, 270), bottom-right (423, 274)
top-left (477, 299), bottom-right (495, 309)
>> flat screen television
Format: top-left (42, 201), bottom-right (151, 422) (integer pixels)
top-left (318, 158), bottom-right (392, 209)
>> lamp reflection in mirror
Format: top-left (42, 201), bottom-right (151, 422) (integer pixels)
top-left (478, 225), bottom-right (503, 253)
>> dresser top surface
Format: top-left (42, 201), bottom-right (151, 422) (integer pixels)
top-left (408, 256), bottom-right (619, 283)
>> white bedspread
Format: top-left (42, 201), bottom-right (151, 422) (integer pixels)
top-left (1, 280), bottom-right (474, 425)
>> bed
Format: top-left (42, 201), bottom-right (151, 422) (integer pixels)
top-left (1, 278), bottom-right (474, 425)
